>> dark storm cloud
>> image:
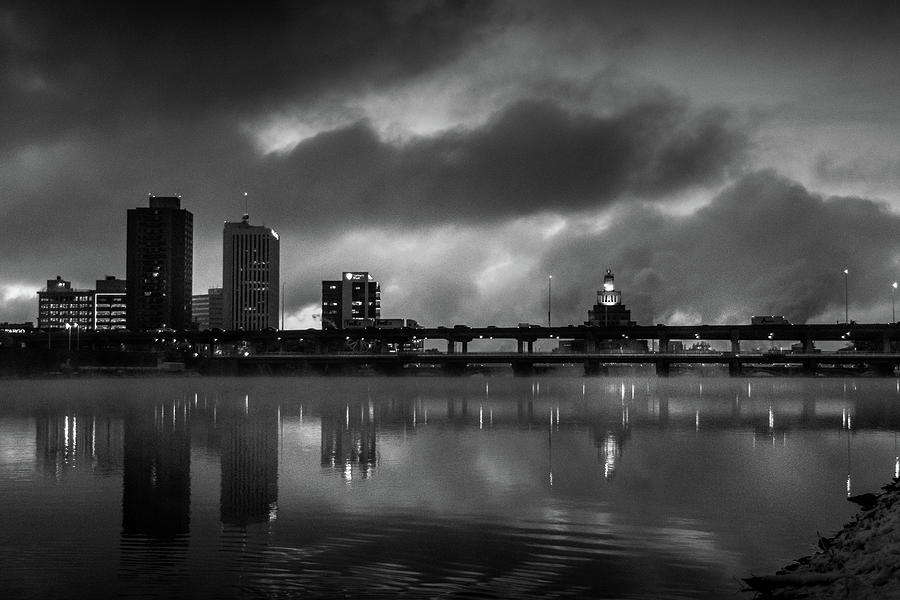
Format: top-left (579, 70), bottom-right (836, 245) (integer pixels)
top-left (541, 170), bottom-right (900, 326)
top-left (260, 98), bottom-right (748, 223)
top-left (0, 90), bottom-right (749, 325)
top-left (0, 0), bottom-right (488, 152)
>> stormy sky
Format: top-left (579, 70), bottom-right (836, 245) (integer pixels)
top-left (3, 0), bottom-right (900, 328)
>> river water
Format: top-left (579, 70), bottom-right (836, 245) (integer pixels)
top-left (1, 374), bottom-right (899, 599)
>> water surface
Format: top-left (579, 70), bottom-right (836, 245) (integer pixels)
top-left (1, 375), bottom-right (898, 599)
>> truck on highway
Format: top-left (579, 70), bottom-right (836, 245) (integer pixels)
top-left (751, 315), bottom-right (791, 325)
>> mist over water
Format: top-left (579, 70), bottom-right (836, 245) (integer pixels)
top-left (1, 375), bottom-right (898, 599)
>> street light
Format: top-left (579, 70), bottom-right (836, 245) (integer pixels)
top-left (74, 322), bottom-right (80, 351)
top-left (844, 269), bottom-right (849, 324)
top-left (547, 275), bottom-right (552, 328)
top-left (893, 282), bottom-right (898, 323)
top-left (65, 322), bottom-right (72, 351)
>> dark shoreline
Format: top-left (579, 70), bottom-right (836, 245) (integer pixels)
top-left (743, 479), bottom-right (900, 598)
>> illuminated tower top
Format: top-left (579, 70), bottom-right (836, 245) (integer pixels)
top-left (598, 269), bottom-right (621, 306)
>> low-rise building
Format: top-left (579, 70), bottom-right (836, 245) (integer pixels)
top-left (321, 272), bottom-right (380, 329)
top-left (94, 276), bottom-right (127, 330)
top-left (192, 287), bottom-right (224, 330)
top-left (37, 276), bottom-right (94, 329)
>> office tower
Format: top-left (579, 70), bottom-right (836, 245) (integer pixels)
top-left (37, 276), bottom-right (94, 329)
top-left (320, 272), bottom-right (380, 329)
top-left (94, 276), bottom-right (127, 330)
top-left (222, 214), bottom-right (279, 331)
top-left (126, 196), bottom-right (193, 331)
top-left (192, 287), bottom-right (224, 331)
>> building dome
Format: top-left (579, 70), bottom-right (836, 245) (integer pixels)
top-left (586, 267), bottom-right (637, 329)
top-left (599, 269), bottom-right (620, 306)
top-left (603, 269), bottom-right (615, 292)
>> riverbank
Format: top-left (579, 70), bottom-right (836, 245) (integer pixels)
top-left (744, 478), bottom-right (900, 598)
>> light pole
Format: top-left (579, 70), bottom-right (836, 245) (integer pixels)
top-left (74, 322), bottom-right (80, 351)
top-left (547, 275), bottom-right (552, 327)
top-left (844, 269), bottom-right (849, 324)
top-left (893, 282), bottom-right (897, 323)
top-left (65, 322), bottom-right (72, 351)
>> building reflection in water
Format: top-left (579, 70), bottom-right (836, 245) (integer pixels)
top-left (35, 410), bottom-right (123, 478)
top-left (219, 396), bottom-right (279, 525)
top-left (121, 398), bottom-right (191, 538)
top-left (321, 399), bottom-right (376, 481)
top-left (586, 385), bottom-right (631, 481)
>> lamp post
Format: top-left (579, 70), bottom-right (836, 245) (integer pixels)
top-left (893, 282), bottom-right (897, 323)
top-left (844, 269), bottom-right (849, 324)
top-left (65, 322), bottom-right (72, 351)
top-left (74, 322), bottom-right (80, 351)
top-left (547, 275), bottom-right (552, 328)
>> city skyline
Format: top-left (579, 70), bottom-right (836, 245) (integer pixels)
top-left (3, 1), bottom-right (900, 328)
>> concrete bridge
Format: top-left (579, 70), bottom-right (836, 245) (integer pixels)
top-left (192, 351), bottom-right (900, 377)
top-left (10, 322), bottom-right (900, 376)
top-left (176, 322), bottom-right (900, 354)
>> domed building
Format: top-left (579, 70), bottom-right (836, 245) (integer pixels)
top-left (587, 269), bottom-right (636, 327)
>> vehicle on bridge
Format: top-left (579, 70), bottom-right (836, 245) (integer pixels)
top-left (751, 315), bottom-right (791, 325)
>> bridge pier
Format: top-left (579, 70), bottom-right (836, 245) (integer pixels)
top-left (517, 339), bottom-right (524, 353)
top-left (658, 336), bottom-right (669, 353)
top-left (873, 361), bottom-right (896, 376)
top-left (730, 330), bottom-right (740, 354)
top-left (373, 360), bottom-right (405, 375)
top-left (441, 361), bottom-right (468, 376)
top-left (527, 340), bottom-right (534, 354)
top-left (447, 340), bottom-right (455, 354)
top-left (655, 359), bottom-right (670, 377)
top-left (512, 360), bottom-right (534, 376)
top-left (801, 335), bottom-right (815, 353)
top-left (461, 341), bottom-right (468, 353)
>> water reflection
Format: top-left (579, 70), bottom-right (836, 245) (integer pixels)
top-left (321, 399), bottom-right (376, 481)
top-left (35, 410), bottom-right (123, 478)
top-left (219, 398), bottom-right (279, 525)
top-left (122, 398), bottom-right (191, 538)
top-left (2, 376), bottom-right (900, 598)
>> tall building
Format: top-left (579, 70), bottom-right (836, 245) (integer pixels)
top-left (37, 276), bottom-right (94, 329)
top-left (587, 269), bottom-right (636, 327)
top-left (321, 272), bottom-right (380, 329)
top-left (126, 196), bottom-right (193, 331)
top-left (222, 214), bottom-right (280, 331)
top-left (94, 276), bottom-right (127, 330)
top-left (192, 287), bottom-right (224, 331)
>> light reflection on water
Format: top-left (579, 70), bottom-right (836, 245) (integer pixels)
top-left (1, 375), bottom-right (899, 599)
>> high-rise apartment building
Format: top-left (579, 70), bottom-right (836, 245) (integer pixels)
top-left (126, 196), bottom-right (193, 331)
top-left (94, 276), bottom-right (127, 330)
top-left (223, 215), bottom-right (279, 331)
top-left (321, 272), bottom-right (380, 329)
top-left (192, 287), bottom-right (224, 331)
top-left (37, 276), bottom-right (94, 329)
